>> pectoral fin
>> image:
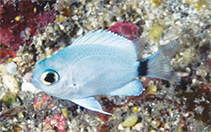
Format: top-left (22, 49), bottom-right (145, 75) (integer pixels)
top-left (71, 97), bottom-right (112, 115)
top-left (109, 80), bottom-right (143, 96)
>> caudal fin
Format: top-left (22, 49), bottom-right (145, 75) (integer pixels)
top-left (138, 40), bottom-right (180, 82)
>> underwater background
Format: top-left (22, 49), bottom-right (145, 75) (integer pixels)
top-left (0, 0), bottom-right (211, 131)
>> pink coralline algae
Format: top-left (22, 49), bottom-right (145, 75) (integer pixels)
top-left (207, 58), bottom-right (211, 68)
top-left (108, 21), bottom-right (139, 40)
top-left (43, 113), bottom-right (67, 132)
top-left (0, 1), bottom-right (55, 61)
top-left (33, 94), bottom-right (53, 110)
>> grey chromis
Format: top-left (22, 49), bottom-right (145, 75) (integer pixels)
top-left (31, 30), bottom-right (180, 115)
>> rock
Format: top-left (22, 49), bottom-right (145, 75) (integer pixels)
top-left (121, 114), bottom-right (138, 127)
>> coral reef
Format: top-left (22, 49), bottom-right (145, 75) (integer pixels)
top-left (0, 0), bottom-right (211, 131)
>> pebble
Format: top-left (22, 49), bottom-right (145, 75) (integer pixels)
top-left (196, 1), bottom-right (208, 11)
top-left (14, 16), bottom-right (20, 21)
top-left (6, 62), bottom-right (17, 74)
top-left (132, 106), bottom-right (141, 112)
top-left (2, 92), bottom-right (16, 107)
top-left (3, 75), bottom-right (20, 94)
top-left (148, 24), bottom-right (164, 42)
top-left (62, 108), bottom-right (69, 118)
top-left (151, 119), bottom-right (161, 128)
top-left (18, 112), bottom-right (24, 119)
top-left (150, 0), bottom-right (161, 7)
top-left (182, 49), bottom-right (192, 65)
top-left (45, 47), bottom-right (53, 58)
top-left (0, 64), bottom-right (8, 75)
top-left (133, 122), bottom-right (144, 130)
top-left (117, 124), bottom-right (124, 130)
top-left (149, 129), bottom-right (157, 132)
top-left (44, 122), bottom-right (53, 130)
top-left (196, 66), bottom-right (207, 77)
top-left (163, 123), bottom-right (170, 130)
top-left (163, 27), bottom-right (180, 41)
top-left (121, 114), bottom-right (138, 127)
top-left (56, 15), bottom-right (65, 22)
top-left (147, 85), bottom-right (157, 95)
top-left (183, 0), bottom-right (195, 5)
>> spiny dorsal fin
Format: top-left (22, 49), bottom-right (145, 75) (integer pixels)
top-left (72, 29), bottom-right (137, 60)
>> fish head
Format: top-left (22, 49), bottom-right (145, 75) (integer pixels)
top-left (31, 56), bottom-right (77, 97)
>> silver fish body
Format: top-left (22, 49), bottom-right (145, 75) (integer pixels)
top-left (31, 30), bottom-right (179, 115)
top-left (64, 46), bottom-right (140, 97)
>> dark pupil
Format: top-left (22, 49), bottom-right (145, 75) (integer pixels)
top-left (44, 73), bottom-right (55, 83)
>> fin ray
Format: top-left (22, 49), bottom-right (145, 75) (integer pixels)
top-left (71, 97), bottom-right (112, 115)
top-left (108, 80), bottom-right (143, 96)
top-left (72, 29), bottom-right (137, 60)
top-left (139, 40), bottom-right (180, 82)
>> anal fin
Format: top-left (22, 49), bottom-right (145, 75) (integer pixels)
top-left (71, 97), bottom-right (112, 115)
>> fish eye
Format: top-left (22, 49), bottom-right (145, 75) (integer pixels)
top-left (41, 70), bottom-right (59, 85)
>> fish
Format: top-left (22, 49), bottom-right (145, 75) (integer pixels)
top-left (31, 29), bottom-right (180, 115)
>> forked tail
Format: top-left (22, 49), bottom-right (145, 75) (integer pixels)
top-left (138, 40), bottom-right (180, 82)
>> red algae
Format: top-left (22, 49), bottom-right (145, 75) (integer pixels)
top-left (33, 94), bottom-right (53, 110)
top-left (0, 48), bottom-right (16, 63)
top-left (207, 58), bottom-right (211, 68)
top-left (108, 21), bottom-right (139, 40)
top-left (0, 0), bottom-right (55, 58)
top-left (98, 124), bottom-right (110, 132)
top-left (97, 97), bottom-right (121, 123)
top-left (43, 112), bottom-right (67, 132)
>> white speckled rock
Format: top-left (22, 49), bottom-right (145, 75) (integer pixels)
top-left (133, 122), bottom-right (144, 131)
top-left (0, 64), bottom-right (8, 75)
top-left (6, 62), bottom-right (17, 74)
top-left (3, 75), bottom-right (20, 94)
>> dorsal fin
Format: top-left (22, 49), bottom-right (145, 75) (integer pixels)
top-left (132, 37), bottom-right (147, 61)
top-left (72, 29), bottom-right (137, 60)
